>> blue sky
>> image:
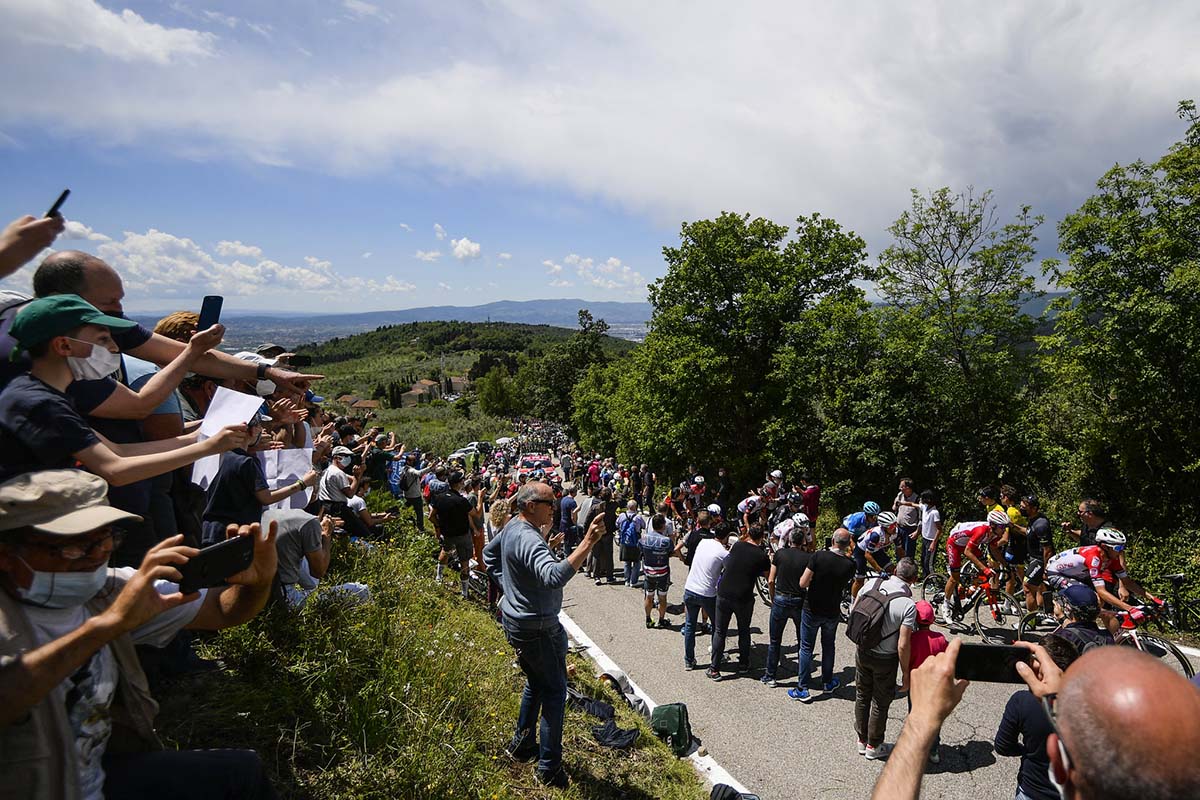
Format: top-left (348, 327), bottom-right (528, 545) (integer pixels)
top-left (1, 1), bottom-right (1198, 312)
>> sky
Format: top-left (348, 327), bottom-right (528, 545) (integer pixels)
top-left (1, 1), bottom-right (1198, 313)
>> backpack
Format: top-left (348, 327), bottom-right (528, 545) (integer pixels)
top-left (845, 576), bottom-right (911, 649)
top-left (649, 702), bottom-right (692, 756)
top-left (618, 514), bottom-right (640, 547)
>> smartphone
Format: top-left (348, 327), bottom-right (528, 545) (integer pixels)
top-left (46, 189), bottom-right (70, 218)
top-left (954, 643), bottom-right (1032, 684)
top-left (288, 354), bottom-right (312, 367)
top-left (198, 295), bottom-right (223, 330)
top-left (177, 534), bottom-right (254, 594)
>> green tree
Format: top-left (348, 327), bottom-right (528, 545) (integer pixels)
top-left (517, 310), bottom-right (612, 425)
top-left (610, 212), bottom-right (870, 486)
top-left (1042, 101), bottom-right (1200, 534)
top-left (475, 366), bottom-right (520, 417)
top-left (571, 361), bottom-right (621, 455)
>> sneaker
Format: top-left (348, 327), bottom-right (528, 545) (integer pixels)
top-left (645, 617), bottom-right (655, 629)
top-left (760, 675), bottom-right (777, 687)
top-left (823, 677), bottom-right (841, 693)
top-left (699, 623), bottom-right (712, 635)
top-left (929, 750), bottom-right (940, 764)
top-left (505, 736), bottom-right (538, 763)
top-left (865, 743), bottom-right (892, 760)
top-left (656, 618), bottom-right (671, 629)
top-left (684, 659), bottom-right (697, 670)
top-left (706, 668), bottom-right (722, 682)
top-left (736, 659), bottom-right (751, 673)
top-left (595, 579), bottom-right (603, 586)
top-left (856, 740), bottom-right (867, 755)
top-left (788, 687), bottom-right (812, 703)
top-left (536, 768), bottom-right (570, 789)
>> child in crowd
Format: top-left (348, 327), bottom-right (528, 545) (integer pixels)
top-left (903, 600), bottom-right (949, 762)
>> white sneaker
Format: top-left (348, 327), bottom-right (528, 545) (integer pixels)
top-left (865, 743), bottom-right (892, 760)
top-left (857, 740), bottom-right (867, 755)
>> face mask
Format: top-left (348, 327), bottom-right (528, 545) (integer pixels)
top-left (15, 559), bottom-right (109, 609)
top-left (66, 338), bottom-right (120, 381)
top-left (339, 456), bottom-right (353, 468)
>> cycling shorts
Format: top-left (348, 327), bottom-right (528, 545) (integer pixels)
top-left (854, 547), bottom-right (891, 579)
top-left (643, 574), bottom-right (671, 597)
top-left (946, 541), bottom-right (966, 571)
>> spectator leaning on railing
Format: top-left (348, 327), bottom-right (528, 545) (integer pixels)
top-left (0, 470), bottom-right (280, 799)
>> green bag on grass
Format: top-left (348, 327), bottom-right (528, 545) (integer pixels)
top-left (650, 702), bottom-right (692, 756)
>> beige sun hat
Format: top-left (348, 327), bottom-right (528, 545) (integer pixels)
top-left (0, 470), bottom-right (142, 535)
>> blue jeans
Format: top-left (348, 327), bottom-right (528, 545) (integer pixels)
top-left (918, 536), bottom-right (937, 578)
top-left (765, 594), bottom-right (805, 679)
top-left (502, 620), bottom-right (568, 774)
top-left (798, 607), bottom-right (840, 689)
top-left (897, 525), bottom-right (918, 560)
top-left (623, 560), bottom-right (642, 585)
top-left (682, 590), bottom-right (717, 665)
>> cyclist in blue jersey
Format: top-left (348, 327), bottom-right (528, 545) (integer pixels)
top-left (842, 501), bottom-right (881, 541)
top-left (851, 511), bottom-right (898, 598)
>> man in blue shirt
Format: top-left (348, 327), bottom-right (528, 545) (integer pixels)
top-left (482, 482), bottom-right (604, 789)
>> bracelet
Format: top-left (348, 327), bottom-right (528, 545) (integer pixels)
top-left (294, 480), bottom-right (306, 493)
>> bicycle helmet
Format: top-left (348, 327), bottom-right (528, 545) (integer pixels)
top-left (694, 475), bottom-right (706, 485)
top-left (790, 512), bottom-right (811, 528)
top-left (786, 491), bottom-right (803, 505)
top-left (877, 511), bottom-right (898, 528)
top-left (1094, 527), bottom-right (1127, 549)
top-left (987, 509), bottom-right (1010, 526)
top-left (770, 469), bottom-right (784, 481)
top-left (862, 501), bottom-right (881, 515)
top-left (707, 503), bottom-right (723, 516)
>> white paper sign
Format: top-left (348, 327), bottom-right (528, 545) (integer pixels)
top-left (262, 447), bottom-right (316, 510)
top-left (200, 387), bottom-right (266, 437)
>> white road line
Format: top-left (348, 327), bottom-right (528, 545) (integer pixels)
top-left (1177, 642), bottom-right (1200, 658)
top-left (558, 610), bottom-right (752, 795)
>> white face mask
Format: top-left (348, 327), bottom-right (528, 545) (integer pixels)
top-left (338, 456), bottom-right (354, 468)
top-left (16, 559), bottom-right (109, 609)
top-left (66, 338), bottom-right (120, 381)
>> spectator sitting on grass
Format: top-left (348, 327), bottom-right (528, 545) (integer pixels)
top-left (0, 470), bottom-right (280, 799)
top-left (264, 508), bottom-right (369, 608)
top-left (346, 480), bottom-right (395, 538)
top-left (0, 295), bottom-right (251, 486)
top-left (317, 446), bottom-right (372, 539)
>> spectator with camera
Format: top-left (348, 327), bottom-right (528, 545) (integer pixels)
top-left (0, 469), bottom-right (280, 799)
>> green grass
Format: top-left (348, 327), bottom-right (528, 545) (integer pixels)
top-left (156, 512), bottom-right (708, 800)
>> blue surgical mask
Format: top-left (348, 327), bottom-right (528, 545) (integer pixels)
top-left (15, 559), bottom-right (109, 609)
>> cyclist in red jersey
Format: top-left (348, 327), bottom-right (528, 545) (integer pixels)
top-left (940, 509), bottom-right (1009, 623)
top-left (1043, 528), bottom-right (1159, 635)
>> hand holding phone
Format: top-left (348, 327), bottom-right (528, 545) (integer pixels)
top-left (198, 295), bottom-right (223, 331)
top-left (177, 534), bottom-right (255, 594)
top-left (46, 189), bottom-right (70, 218)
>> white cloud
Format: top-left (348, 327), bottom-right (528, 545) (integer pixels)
top-left (433, 223), bottom-right (446, 240)
top-left (498, 252), bottom-right (512, 260)
top-left (414, 249), bottom-right (441, 262)
top-left (342, 0), bottom-right (388, 22)
top-left (561, 253), bottom-right (646, 294)
top-left (542, 259), bottom-right (563, 275)
top-left (361, 251), bottom-right (372, 259)
top-left (215, 240), bottom-right (263, 259)
top-left (450, 237), bottom-right (481, 260)
top-left (437, 281), bottom-right (452, 290)
top-left (549, 279), bottom-right (571, 287)
top-left (63, 220), bottom-right (111, 242)
top-left (399, 223), bottom-right (412, 232)
top-left (1, 0), bottom-right (215, 64)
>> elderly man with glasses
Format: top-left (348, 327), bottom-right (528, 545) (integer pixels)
top-left (482, 481), bottom-right (605, 789)
top-left (0, 469), bottom-right (280, 799)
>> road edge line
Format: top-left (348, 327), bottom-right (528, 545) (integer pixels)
top-left (1177, 642), bottom-right (1200, 658)
top-left (558, 610), bottom-right (751, 795)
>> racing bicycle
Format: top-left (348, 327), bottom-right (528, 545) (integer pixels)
top-left (921, 562), bottom-right (1022, 643)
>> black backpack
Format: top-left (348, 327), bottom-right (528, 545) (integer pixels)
top-left (845, 576), bottom-right (911, 649)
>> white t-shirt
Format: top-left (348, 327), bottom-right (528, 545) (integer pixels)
top-left (25, 568), bottom-right (207, 800)
top-left (919, 503), bottom-right (942, 541)
top-left (317, 466), bottom-right (353, 503)
top-left (684, 538), bottom-right (729, 597)
top-left (347, 495), bottom-right (367, 514)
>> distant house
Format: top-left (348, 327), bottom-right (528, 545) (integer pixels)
top-left (400, 389), bottom-right (426, 408)
top-left (413, 379), bottom-right (442, 400)
top-left (447, 376), bottom-right (470, 394)
top-left (352, 399), bottom-right (381, 412)
top-left (337, 394), bottom-right (361, 406)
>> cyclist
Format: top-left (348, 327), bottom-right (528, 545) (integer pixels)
top-left (851, 511), bottom-right (898, 598)
top-left (770, 491), bottom-right (805, 530)
top-left (772, 512), bottom-right (814, 553)
top-left (1020, 494), bottom-right (1055, 612)
top-left (997, 485), bottom-right (1028, 596)
top-left (1044, 528), bottom-right (1160, 635)
top-left (736, 494), bottom-right (763, 533)
top-left (842, 501), bottom-right (880, 543)
top-left (940, 509), bottom-right (1009, 624)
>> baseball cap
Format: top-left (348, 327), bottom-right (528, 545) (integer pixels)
top-left (256, 343), bottom-right (287, 358)
top-left (305, 389), bottom-right (325, 405)
top-left (915, 600), bottom-right (936, 626)
top-left (331, 446), bottom-right (353, 457)
top-left (1061, 583), bottom-right (1099, 610)
top-left (0, 470), bottom-right (141, 535)
top-left (10, 294), bottom-right (137, 349)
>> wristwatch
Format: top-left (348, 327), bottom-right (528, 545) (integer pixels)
top-left (256, 362), bottom-right (269, 380)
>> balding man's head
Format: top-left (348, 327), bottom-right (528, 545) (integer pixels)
top-left (34, 251), bottom-right (123, 313)
top-left (1055, 647), bottom-right (1200, 800)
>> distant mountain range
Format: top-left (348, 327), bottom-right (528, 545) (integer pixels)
top-left (129, 293), bottom-right (1067, 354)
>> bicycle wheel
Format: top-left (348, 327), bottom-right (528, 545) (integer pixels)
top-left (756, 576), bottom-right (772, 606)
top-left (920, 573), bottom-right (946, 604)
top-left (1016, 611), bottom-right (1058, 643)
top-left (1123, 633), bottom-right (1196, 680)
top-left (974, 591), bottom-right (1022, 643)
top-left (840, 586), bottom-right (852, 623)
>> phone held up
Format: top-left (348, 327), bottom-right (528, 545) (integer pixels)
top-left (177, 534), bottom-right (254, 594)
top-left (954, 643), bottom-right (1032, 684)
top-left (198, 295), bottom-right (223, 331)
top-left (46, 189), bottom-right (70, 218)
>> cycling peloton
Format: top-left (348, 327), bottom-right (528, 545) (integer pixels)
top-left (1043, 528), bottom-right (1161, 636)
top-left (940, 509), bottom-right (1009, 624)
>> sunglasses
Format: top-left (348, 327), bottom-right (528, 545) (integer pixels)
top-left (26, 527), bottom-right (124, 562)
top-left (1041, 693), bottom-right (1074, 776)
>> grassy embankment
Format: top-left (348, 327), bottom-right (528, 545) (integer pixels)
top-left (156, 510), bottom-right (708, 800)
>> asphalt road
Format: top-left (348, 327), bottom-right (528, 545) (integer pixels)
top-left (559, 551), bottom-right (1198, 800)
